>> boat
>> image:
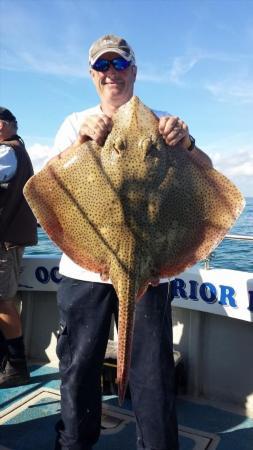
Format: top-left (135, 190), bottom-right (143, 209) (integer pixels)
top-left (0, 234), bottom-right (252, 449)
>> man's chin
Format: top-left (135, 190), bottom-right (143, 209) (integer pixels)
top-left (104, 87), bottom-right (125, 100)
top-left (106, 84), bottom-right (123, 93)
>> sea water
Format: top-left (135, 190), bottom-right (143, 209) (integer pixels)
top-left (25, 197), bottom-right (253, 273)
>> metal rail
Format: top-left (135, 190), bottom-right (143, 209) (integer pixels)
top-left (204, 233), bottom-right (253, 269)
top-left (225, 234), bottom-right (253, 241)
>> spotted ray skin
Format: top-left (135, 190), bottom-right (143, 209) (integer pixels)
top-left (24, 96), bottom-right (245, 404)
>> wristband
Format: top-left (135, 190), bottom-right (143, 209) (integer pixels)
top-left (187, 135), bottom-right (195, 152)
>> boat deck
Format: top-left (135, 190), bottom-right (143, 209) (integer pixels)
top-left (0, 363), bottom-right (252, 450)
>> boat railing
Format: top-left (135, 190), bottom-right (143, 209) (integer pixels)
top-left (203, 233), bottom-right (253, 270)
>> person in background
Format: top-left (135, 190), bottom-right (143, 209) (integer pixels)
top-left (0, 107), bottom-right (37, 387)
top-left (53, 35), bottom-right (212, 450)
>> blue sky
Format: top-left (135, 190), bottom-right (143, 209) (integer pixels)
top-left (1, 0), bottom-right (253, 196)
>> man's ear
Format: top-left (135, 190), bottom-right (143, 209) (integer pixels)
top-left (132, 65), bottom-right (137, 81)
top-left (90, 69), bottom-right (97, 86)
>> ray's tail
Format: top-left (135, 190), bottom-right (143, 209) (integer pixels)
top-left (110, 237), bottom-right (139, 406)
top-left (116, 279), bottom-right (136, 405)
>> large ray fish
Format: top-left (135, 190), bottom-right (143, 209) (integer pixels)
top-left (24, 96), bottom-right (244, 404)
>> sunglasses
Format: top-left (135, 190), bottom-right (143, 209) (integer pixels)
top-left (91, 57), bottom-right (132, 72)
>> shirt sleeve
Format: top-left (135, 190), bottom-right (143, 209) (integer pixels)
top-left (42, 117), bottom-right (79, 164)
top-left (0, 145), bottom-right (18, 182)
top-left (51, 105), bottom-right (101, 157)
top-left (152, 109), bottom-right (171, 118)
top-left (52, 116), bottom-right (79, 155)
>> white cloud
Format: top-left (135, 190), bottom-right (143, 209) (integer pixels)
top-left (137, 51), bottom-right (203, 85)
top-left (210, 149), bottom-right (253, 177)
top-left (206, 79), bottom-right (253, 104)
top-left (0, 1), bottom-right (91, 78)
top-left (207, 141), bottom-right (253, 197)
top-left (27, 144), bottom-right (53, 173)
top-left (1, 47), bottom-right (89, 78)
top-left (138, 49), bottom-right (252, 91)
top-left (168, 54), bottom-right (201, 84)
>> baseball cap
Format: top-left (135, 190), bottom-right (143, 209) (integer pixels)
top-left (89, 34), bottom-right (135, 66)
top-left (0, 107), bottom-right (17, 123)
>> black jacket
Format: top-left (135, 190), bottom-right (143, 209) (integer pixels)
top-left (0, 135), bottom-right (37, 248)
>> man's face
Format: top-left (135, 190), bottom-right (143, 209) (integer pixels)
top-left (0, 120), bottom-right (16, 142)
top-left (90, 52), bottom-right (137, 107)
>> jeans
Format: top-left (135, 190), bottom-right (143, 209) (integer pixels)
top-left (55, 277), bottom-right (178, 450)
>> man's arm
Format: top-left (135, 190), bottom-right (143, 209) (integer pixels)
top-left (0, 145), bottom-right (17, 182)
top-left (187, 145), bottom-right (213, 168)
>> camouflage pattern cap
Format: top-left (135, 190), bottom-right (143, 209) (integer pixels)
top-left (89, 34), bottom-right (135, 66)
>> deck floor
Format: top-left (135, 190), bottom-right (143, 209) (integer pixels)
top-left (0, 364), bottom-right (252, 450)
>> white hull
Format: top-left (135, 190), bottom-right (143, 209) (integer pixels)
top-left (18, 255), bottom-right (253, 416)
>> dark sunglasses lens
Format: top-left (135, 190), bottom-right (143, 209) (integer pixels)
top-left (112, 58), bottom-right (131, 70)
top-left (92, 59), bottom-right (110, 72)
top-left (92, 57), bottom-right (131, 72)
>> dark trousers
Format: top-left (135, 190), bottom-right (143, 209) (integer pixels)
top-left (55, 277), bottom-right (178, 450)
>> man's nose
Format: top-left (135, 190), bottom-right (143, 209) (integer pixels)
top-left (106, 64), bottom-right (118, 75)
